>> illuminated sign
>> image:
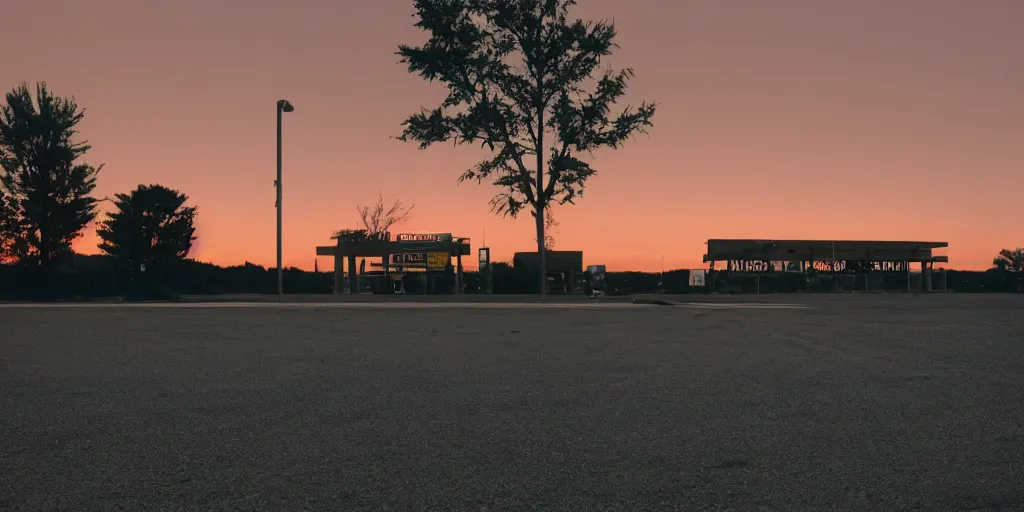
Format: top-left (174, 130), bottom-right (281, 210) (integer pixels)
top-left (867, 261), bottom-right (909, 272)
top-left (587, 265), bottom-right (607, 291)
top-left (390, 252), bottom-right (448, 270)
top-left (727, 260), bottom-right (909, 273)
top-left (811, 261), bottom-right (908, 272)
top-left (426, 252), bottom-right (448, 270)
top-left (728, 260), bottom-right (777, 272)
top-left (688, 269), bottom-right (706, 287)
top-left (396, 233), bottom-right (452, 243)
top-left (812, 261), bottom-right (846, 272)
top-left (478, 247), bottom-right (490, 267)
top-left (392, 253), bottom-right (426, 265)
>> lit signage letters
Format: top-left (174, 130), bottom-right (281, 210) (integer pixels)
top-left (392, 253), bottom-right (426, 265)
top-left (728, 260), bottom-right (776, 272)
top-left (874, 261), bottom-right (908, 272)
top-left (396, 233), bottom-right (452, 243)
top-left (812, 261), bottom-right (846, 272)
top-left (726, 259), bottom-right (910, 273)
top-left (390, 252), bottom-right (448, 270)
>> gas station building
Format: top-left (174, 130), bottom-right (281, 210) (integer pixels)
top-left (316, 233), bottom-right (471, 294)
top-left (702, 239), bottom-right (949, 292)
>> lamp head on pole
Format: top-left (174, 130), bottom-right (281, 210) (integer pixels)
top-left (277, 99), bottom-right (295, 113)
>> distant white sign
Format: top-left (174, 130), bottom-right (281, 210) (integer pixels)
top-left (688, 269), bottom-right (706, 287)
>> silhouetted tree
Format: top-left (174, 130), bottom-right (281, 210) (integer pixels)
top-left (993, 248), bottom-right (1024, 272)
top-left (96, 184), bottom-right (196, 296)
top-left (537, 207), bottom-right (558, 250)
top-left (356, 192), bottom-right (414, 240)
top-left (0, 186), bottom-right (15, 260)
top-left (397, 0), bottom-right (656, 296)
top-left (0, 82), bottom-right (101, 272)
top-left (332, 228), bottom-right (370, 242)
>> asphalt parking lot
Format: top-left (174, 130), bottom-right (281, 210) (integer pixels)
top-left (2, 295), bottom-right (1022, 510)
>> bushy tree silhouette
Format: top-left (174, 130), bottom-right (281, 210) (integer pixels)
top-left (0, 186), bottom-right (15, 260)
top-left (96, 184), bottom-right (197, 297)
top-left (993, 248), bottom-right (1024, 272)
top-left (332, 229), bottom-right (370, 242)
top-left (397, 0), bottom-right (656, 296)
top-left (0, 82), bottom-right (101, 273)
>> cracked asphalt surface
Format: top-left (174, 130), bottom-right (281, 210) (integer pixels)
top-left (2, 295), bottom-right (1023, 511)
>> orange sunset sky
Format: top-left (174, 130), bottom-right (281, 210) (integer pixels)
top-left (2, 0), bottom-right (1021, 272)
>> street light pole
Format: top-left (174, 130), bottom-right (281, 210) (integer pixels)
top-left (276, 99), bottom-right (294, 303)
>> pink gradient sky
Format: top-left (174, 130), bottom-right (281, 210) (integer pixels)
top-left (2, 0), bottom-right (1021, 271)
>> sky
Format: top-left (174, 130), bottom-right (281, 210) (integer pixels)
top-left (2, 0), bottom-right (1021, 271)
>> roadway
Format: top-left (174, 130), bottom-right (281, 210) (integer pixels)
top-left (1, 294), bottom-right (1022, 510)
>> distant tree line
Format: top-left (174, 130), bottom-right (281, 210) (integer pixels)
top-left (1, 82), bottom-right (197, 299)
top-left (1, 82), bottom-right (1021, 299)
top-left (2, 253), bottom-right (1022, 300)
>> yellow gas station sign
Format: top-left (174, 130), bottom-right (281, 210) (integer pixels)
top-left (426, 252), bottom-right (448, 270)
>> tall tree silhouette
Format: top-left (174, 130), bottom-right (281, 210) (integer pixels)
top-left (0, 82), bottom-right (101, 270)
top-left (993, 248), bottom-right (1024, 272)
top-left (96, 184), bottom-right (197, 294)
top-left (397, 0), bottom-right (656, 296)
